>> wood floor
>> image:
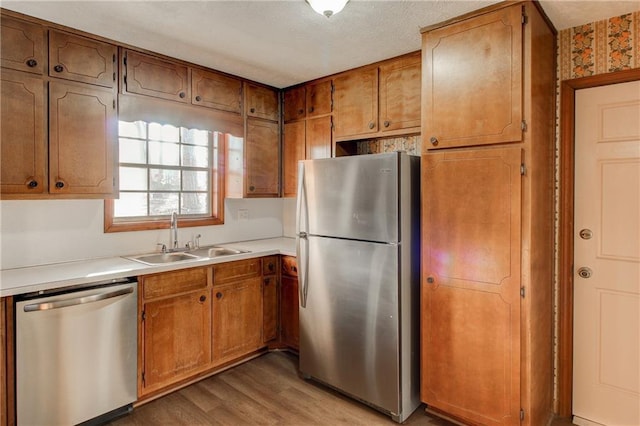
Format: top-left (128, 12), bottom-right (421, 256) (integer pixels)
top-left (108, 351), bottom-right (572, 426)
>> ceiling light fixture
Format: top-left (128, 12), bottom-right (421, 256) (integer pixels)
top-left (307, 0), bottom-right (349, 18)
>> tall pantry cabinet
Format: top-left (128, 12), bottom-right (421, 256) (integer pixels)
top-left (420, 2), bottom-right (555, 426)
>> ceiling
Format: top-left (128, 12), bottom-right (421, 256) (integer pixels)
top-left (3, 1), bottom-right (640, 89)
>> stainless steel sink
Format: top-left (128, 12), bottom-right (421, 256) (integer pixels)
top-left (124, 245), bottom-right (249, 265)
top-left (125, 251), bottom-right (201, 265)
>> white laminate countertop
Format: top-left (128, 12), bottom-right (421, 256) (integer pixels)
top-left (0, 237), bottom-right (296, 297)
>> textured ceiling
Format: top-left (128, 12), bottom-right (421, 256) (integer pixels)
top-left (3, 1), bottom-right (640, 88)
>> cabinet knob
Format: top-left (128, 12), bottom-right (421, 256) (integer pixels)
top-left (216, 292), bottom-right (223, 299)
top-left (195, 95), bottom-right (202, 102)
top-left (27, 179), bottom-right (38, 188)
top-left (308, 106), bottom-right (314, 113)
top-left (368, 122), bottom-right (375, 129)
top-left (55, 181), bottom-right (65, 189)
top-left (298, 109), bottom-right (304, 115)
top-left (383, 120), bottom-right (390, 128)
top-left (264, 278), bottom-right (270, 286)
top-left (179, 92), bottom-right (186, 99)
top-left (426, 276), bottom-right (435, 284)
top-left (26, 59), bottom-right (38, 68)
top-left (429, 136), bottom-right (439, 146)
top-left (199, 295), bottom-right (207, 302)
top-left (54, 64), bottom-right (64, 73)
top-left (250, 107), bottom-right (256, 113)
top-left (292, 266), bottom-right (297, 272)
top-left (268, 263), bottom-right (275, 271)
top-left (249, 185), bottom-right (255, 192)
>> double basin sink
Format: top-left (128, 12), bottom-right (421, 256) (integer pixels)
top-left (125, 245), bottom-right (250, 266)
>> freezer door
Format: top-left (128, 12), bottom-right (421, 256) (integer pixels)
top-left (299, 236), bottom-right (400, 415)
top-left (299, 153), bottom-right (399, 243)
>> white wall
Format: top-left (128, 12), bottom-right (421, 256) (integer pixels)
top-left (0, 198), bottom-right (284, 270)
top-left (282, 197), bottom-right (296, 238)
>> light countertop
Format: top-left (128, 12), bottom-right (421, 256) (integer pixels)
top-left (0, 237), bottom-right (296, 297)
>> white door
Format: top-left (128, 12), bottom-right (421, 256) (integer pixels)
top-left (573, 80), bottom-right (640, 426)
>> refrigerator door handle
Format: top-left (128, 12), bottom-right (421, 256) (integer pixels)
top-left (296, 160), bottom-right (309, 308)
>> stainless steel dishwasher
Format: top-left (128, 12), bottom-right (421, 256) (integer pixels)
top-left (16, 278), bottom-right (138, 425)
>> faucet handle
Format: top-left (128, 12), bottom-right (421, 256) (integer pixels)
top-left (157, 243), bottom-right (167, 253)
top-left (195, 234), bottom-right (201, 249)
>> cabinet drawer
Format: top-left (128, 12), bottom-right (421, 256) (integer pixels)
top-left (142, 267), bottom-right (209, 299)
top-left (262, 256), bottom-right (278, 276)
top-left (213, 258), bottom-right (261, 285)
top-left (281, 256), bottom-right (298, 277)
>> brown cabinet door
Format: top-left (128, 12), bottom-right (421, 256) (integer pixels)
top-left (123, 50), bottom-right (189, 103)
top-left (142, 290), bottom-right (212, 393)
top-left (422, 6), bottom-right (522, 149)
top-left (212, 277), bottom-right (263, 365)
top-left (191, 68), bottom-right (242, 114)
top-left (1, 70), bottom-right (46, 195)
top-left (262, 276), bottom-right (278, 343)
top-left (306, 115), bottom-right (332, 160)
top-left (333, 68), bottom-right (378, 140)
top-left (306, 80), bottom-right (332, 117)
top-left (283, 121), bottom-right (305, 198)
top-left (49, 81), bottom-right (116, 195)
top-left (0, 15), bottom-right (44, 74)
top-left (280, 275), bottom-right (299, 350)
top-left (283, 86), bottom-right (306, 122)
top-left (246, 118), bottom-right (280, 197)
top-left (49, 30), bottom-right (116, 87)
top-left (421, 147), bottom-right (522, 425)
top-left (379, 53), bottom-right (421, 132)
top-left (245, 83), bottom-right (279, 121)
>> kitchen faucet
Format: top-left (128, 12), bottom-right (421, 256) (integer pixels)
top-left (170, 211), bottom-right (178, 250)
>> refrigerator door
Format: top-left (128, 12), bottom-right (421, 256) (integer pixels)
top-left (299, 235), bottom-right (400, 415)
top-left (298, 153), bottom-right (399, 243)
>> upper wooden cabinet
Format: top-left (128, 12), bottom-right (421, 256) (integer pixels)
top-left (422, 6), bottom-right (522, 149)
top-left (49, 30), bottom-right (116, 87)
top-left (0, 70), bottom-right (46, 195)
top-left (333, 68), bottom-right (379, 139)
top-left (0, 15), bottom-right (44, 74)
top-left (283, 121), bottom-right (306, 198)
top-left (245, 118), bottom-right (280, 197)
top-left (123, 49), bottom-right (189, 103)
top-left (245, 82), bottom-right (279, 121)
top-left (280, 256), bottom-right (299, 351)
top-left (283, 80), bottom-right (332, 122)
top-left (191, 68), bottom-right (242, 114)
top-left (333, 52), bottom-right (420, 142)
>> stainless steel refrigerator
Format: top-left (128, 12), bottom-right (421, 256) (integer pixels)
top-left (296, 151), bottom-right (420, 423)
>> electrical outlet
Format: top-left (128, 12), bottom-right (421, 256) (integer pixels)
top-left (238, 208), bottom-right (249, 221)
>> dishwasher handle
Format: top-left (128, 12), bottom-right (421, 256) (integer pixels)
top-left (23, 286), bottom-right (134, 312)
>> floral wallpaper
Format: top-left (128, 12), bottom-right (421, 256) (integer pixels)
top-left (356, 135), bottom-right (421, 156)
top-left (558, 11), bottom-right (640, 80)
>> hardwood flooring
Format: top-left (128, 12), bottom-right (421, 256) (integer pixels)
top-left (108, 351), bottom-right (572, 426)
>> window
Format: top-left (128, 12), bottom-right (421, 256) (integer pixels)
top-left (104, 119), bottom-right (226, 232)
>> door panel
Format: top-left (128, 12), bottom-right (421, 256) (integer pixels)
top-left (421, 147), bottom-right (522, 425)
top-left (299, 236), bottom-right (400, 414)
top-left (573, 81), bottom-right (640, 426)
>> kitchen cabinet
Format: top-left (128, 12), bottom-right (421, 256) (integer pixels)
top-left (245, 82), bottom-right (279, 121)
top-left (0, 70), bottom-right (46, 195)
top-left (49, 30), bottom-right (116, 87)
top-left (280, 256), bottom-right (299, 351)
top-left (212, 258), bottom-right (263, 365)
top-left (139, 267), bottom-right (212, 396)
top-left (262, 256), bottom-right (279, 343)
top-left (0, 13), bottom-right (118, 198)
top-left (283, 85), bottom-right (306, 122)
top-left (420, 3), bottom-right (555, 426)
top-left (123, 49), bottom-right (189, 103)
top-left (0, 14), bottom-right (44, 74)
top-left (245, 118), bottom-right (280, 197)
top-left (422, 6), bottom-right (522, 149)
top-left (191, 68), bottom-right (242, 114)
top-left (48, 81), bottom-right (117, 195)
top-left (333, 51), bottom-right (420, 143)
top-left (283, 80), bottom-right (332, 122)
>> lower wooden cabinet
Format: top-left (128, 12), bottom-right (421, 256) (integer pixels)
top-left (280, 256), bottom-right (299, 350)
top-left (262, 256), bottom-right (279, 344)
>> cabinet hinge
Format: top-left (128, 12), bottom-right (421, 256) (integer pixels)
top-left (123, 55), bottom-right (127, 66)
top-left (141, 310), bottom-right (146, 322)
top-left (142, 371), bottom-right (145, 386)
top-left (123, 75), bottom-right (127, 86)
top-left (113, 99), bottom-right (116, 109)
top-left (520, 408), bottom-right (525, 421)
top-left (520, 164), bottom-right (526, 176)
top-left (520, 287), bottom-right (525, 298)
top-left (113, 72), bottom-right (116, 82)
top-left (522, 14), bottom-right (528, 25)
top-left (521, 120), bottom-right (527, 131)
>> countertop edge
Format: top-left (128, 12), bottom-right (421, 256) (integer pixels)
top-left (1, 237), bottom-right (296, 298)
